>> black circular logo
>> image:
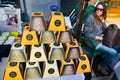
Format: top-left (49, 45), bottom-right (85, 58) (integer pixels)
top-left (10, 62), bottom-right (17, 66)
top-left (48, 60), bottom-right (54, 64)
top-left (54, 12), bottom-right (61, 15)
top-left (81, 64), bottom-right (87, 70)
top-left (34, 44), bottom-right (41, 47)
top-left (14, 43), bottom-right (21, 47)
top-left (26, 34), bottom-right (33, 40)
top-left (29, 62), bottom-right (36, 65)
top-left (65, 59), bottom-right (71, 63)
top-left (55, 20), bottom-right (61, 26)
top-left (48, 68), bottom-right (55, 74)
top-left (54, 43), bottom-right (60, 46)
top-left (70, 41), bottom-right (76, 45)
top-left (35, 52), bottom-right (41, 58)
top-left (80, 56), bottom-right (86, 61)
top-left (9, 72), bottom-right (17, 78)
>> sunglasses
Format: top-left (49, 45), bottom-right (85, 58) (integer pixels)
top-left (96, 8), bottom-right (103, 11)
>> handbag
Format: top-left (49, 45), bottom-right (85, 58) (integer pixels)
top-left (102, 24), bottom-right (120, 47)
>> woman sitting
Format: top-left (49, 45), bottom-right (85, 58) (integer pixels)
top-left (83, 1), bottom-right (119, 75)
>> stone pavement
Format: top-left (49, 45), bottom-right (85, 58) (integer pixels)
top-left (106, 18), bottom-right (120, 28)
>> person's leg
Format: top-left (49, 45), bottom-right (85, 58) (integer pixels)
top-left (96, 43), bottom-right (118, 67)
top-left (109, 54), bottom-right (120, 70)
top-left (100, 53), bottom-right (116, 67)
top-left (114, 61), bottom-right (120, 80)
top-left (113, 45), bottom-right (120, 53)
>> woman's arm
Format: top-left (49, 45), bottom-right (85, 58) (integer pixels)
top-left (83, 15), bottom-right (97, 39)
top-left (84, 15), bottom-right (103, 41)
top-left (96, 36), bottom-right (103, 40)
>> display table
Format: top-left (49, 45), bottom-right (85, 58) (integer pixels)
top-left (0, 58), bottom-right (85, 80)
top-left (28, 74), bottom-right (85, 80)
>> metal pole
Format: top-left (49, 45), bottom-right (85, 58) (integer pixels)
top-left (73, 0), bottom-right (89, 42)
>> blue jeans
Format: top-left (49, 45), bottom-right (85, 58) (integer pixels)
top-left (96, 43), bottom-right (118, 67)
top-left (114, 61), bottom-right (120, 80)
top-left (113, 45), bottom-right (120, 53)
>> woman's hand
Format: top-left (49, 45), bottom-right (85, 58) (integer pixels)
top-left (95, 36), bottom-right (103, 41)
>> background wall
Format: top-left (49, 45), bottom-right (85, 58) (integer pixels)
top-left (0, 0), bottom-right (79, 22)
top-left (20, 0), bottom-right (61, 22)
top-left (60, 0), bottom-right (79, 16)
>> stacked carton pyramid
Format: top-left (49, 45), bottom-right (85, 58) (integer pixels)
top-left (4, 11), bottom-right (91, 80)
